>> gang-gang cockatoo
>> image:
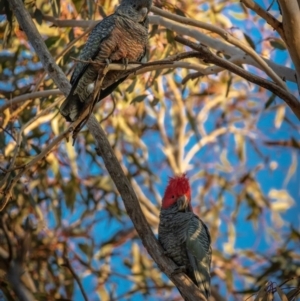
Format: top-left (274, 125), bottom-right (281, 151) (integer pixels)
top-left (158, 174), bottom-right (212, 299)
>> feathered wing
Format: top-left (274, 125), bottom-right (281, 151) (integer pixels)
top-left (185, 216), bottom-right (212, 298)
top-left (69, 16), bottom-right (116, 86)
top-left (60, 15), bottom-right (125, 121)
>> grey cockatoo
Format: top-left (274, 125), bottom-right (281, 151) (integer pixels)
top-left (60, 0), bottom-right (152, 122)
top-left (158, 174), bottom-right (212, 300)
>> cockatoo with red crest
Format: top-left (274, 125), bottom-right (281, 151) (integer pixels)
top-left (158, 174), bottom-right (212, 299)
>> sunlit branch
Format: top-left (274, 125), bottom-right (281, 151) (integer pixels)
top-left (156, 99), bottom-right (181, 174)
top-left (175, 37), bottom-right (300, 120)
top-left (149, 14), bottom-right (296, 83)
top-left (0, 89), bottom-right (62, 113)
top-left (276, 0), bottom-right (300, 91)
top-left (151, 6), bottom-right (287, 91)
top-left (183, 127), bottom-right (228, 169)
top-left (165, 76), bottom-right (187, 174)
top-left (35, 12), bottom-right (297, 83)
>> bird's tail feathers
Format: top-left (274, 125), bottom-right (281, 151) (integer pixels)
top-left (60, 93), bottom-right (84, 122)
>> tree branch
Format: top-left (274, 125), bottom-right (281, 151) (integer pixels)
top-left (277, 0), bottom-right (300, 91)
top-left (37, 13), bottom-right (297, 83)
top-left (62, 257), bottom-right (89, 301)
top-left (9, 0), bottom-right (208, 300)
top-left (175, 37), bottom-right (300, 120)
top-left (0, 89), bottom-right (62, 113)
top-left (240, 0), bottom-right (285, 42)
top-left (151, 6), bottom-right (287, 91)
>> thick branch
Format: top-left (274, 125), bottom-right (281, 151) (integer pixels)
top-left (9, 0), bottom-right (208, 300)
top-left (277, 0), bottom-right (300, 91)
top-left (175, 37), bottom-right (300, 120)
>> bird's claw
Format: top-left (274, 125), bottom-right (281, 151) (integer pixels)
top-left (105, 58), bottom-right (111, 67)
top-left (100, 58), bottom-right (111, 74)
top-left (122, 58), bottom-right (129, 70)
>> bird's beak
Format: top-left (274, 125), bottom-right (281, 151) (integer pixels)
top-left (177, 195), bottom-right (189, 212)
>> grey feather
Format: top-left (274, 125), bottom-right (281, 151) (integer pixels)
top-left (70, 16), bottom-right (116, 86)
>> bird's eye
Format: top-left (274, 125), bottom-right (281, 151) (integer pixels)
top-left (172, 195), bottom-right (175, 199)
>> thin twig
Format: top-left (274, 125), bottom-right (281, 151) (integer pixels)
top-left (99, 94), bottom-right (116, 124)
top-left (0, 89), bottom-right (62, 113)
top-left (0, 126), bottom-right (17, 142)
top-left (181, 71), bottom-right (204, 85)
top-left (62, 257), bottom-right (89, 301)
top-left (71, 56), bottom-right (173, 71)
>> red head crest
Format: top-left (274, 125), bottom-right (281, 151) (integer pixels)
top-left (162, 174), bottom-right (191, 209)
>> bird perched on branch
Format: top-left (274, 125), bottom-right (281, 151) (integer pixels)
top-left (60, 0), bottom-right (152, 122)
top-left (158, 174), bottom-right (212, 300)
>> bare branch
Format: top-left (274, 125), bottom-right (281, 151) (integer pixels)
top-left (175, 37), bottom-right (300, 120)
top-left (149, 14), bottom-right (296, 83)
top-left (151, 6), bottom-right (287, 91)
top-left (36, 13), bottom-right (297, 83)
top-left (42, 14), bottom-right (97, 28)
top-left (0, 89), bottom-right (62, 113)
